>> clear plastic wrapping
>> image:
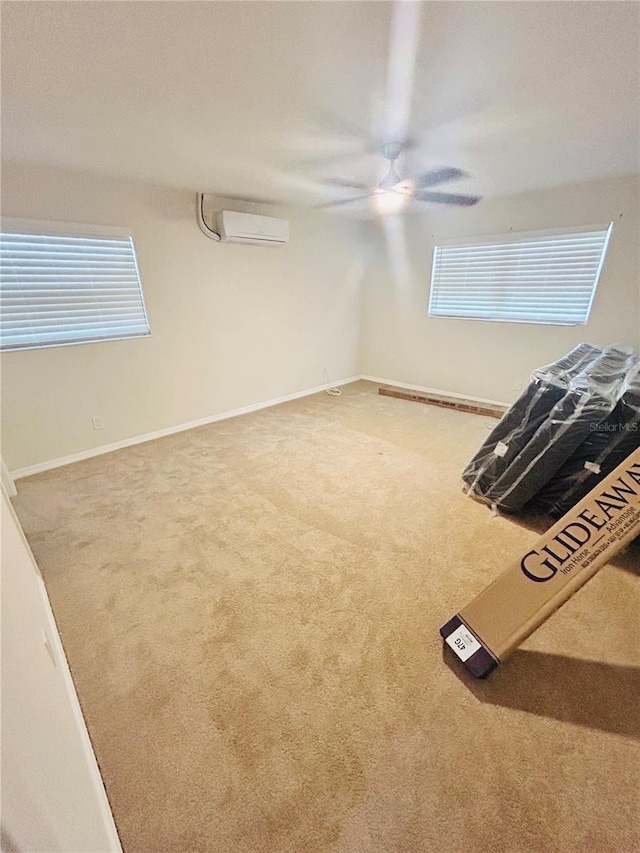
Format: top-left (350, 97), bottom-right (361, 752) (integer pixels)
top-left (462, 343), bottom-right (637, 513)
top-left (461, 344), bottom-right (602, 503)
top-left (532, 359), bottom-right (640, 516)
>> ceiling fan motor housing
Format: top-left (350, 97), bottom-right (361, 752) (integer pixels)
top-left (320, 141), bottom-right (480, 208)
top-left (382, 142), bottom-right (403, 161)
top-left (379, 142), bottom-right (404, 189)
top-left (379, 166), bottom-right (403, 190)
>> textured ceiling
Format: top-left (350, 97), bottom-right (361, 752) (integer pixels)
top-left (2, 1), bottom-right (639, 215)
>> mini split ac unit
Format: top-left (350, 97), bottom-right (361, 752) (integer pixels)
top-left (197, 195), bottom-right (289, 246)
top-left (218, 210), bottom-right (289, 245)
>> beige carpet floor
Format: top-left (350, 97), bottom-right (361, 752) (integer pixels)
top-left (12, 380), bottom-right (640, 853)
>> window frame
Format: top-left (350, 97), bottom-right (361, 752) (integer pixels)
top-left (427, 222), bottom-right (613, 327)
top-left (0, 217), bottom-right (151, 352)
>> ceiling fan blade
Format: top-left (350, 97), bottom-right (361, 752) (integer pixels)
top-left (416, 167), bottom-right (467, 188)
top-left (314, 194), bottom-right (375, 209)
top-left (413, 190), bottom-right (481, 206)
top-left (321, 178), bottom-right (372, 191)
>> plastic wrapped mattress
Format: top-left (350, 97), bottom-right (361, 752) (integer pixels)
top-left (461, 343), bottom-right (602, 502)
top-left (532, 358), bottom-right (640, 516)
top-left (483, 346), bottom-right (636, 512)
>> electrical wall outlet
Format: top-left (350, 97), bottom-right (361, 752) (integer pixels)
top-left (91, 416), bottom-right (105, 431)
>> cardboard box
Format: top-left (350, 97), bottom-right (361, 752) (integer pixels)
top-left (441, 448), bottom-right (640, 678)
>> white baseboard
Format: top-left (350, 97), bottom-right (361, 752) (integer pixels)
top-left (10, 373), bottom-right (507, 482)
top-left (37, 554), bottom-right (124, 852)
top-left (10, 375), bottom-right (360, 481)
top-left (360, 374), bottom-right (509, 409)
top-left (1, 457), bottom-right (17, 497)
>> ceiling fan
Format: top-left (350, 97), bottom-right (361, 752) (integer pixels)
top-left (316, 142), bottom-right (481, 213)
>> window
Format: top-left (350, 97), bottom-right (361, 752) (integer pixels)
top-left (428, 224), bottom-right (613, 325)
top-left (0, 220), bottom-right (150, 351)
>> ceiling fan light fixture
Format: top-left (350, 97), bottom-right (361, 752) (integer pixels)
top-left (318, 142), bottom-right (480, 211)
top-left (375, 189), bottom-right (406, 214)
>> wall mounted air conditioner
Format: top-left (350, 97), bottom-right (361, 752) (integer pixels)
top-left (217, 210), bottom-right (289, 246)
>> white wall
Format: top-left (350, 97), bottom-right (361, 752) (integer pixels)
top-left (360, 174), bottom-right (640, 402)
top-left (1, 488), bottom-right (121, 851)
top-left (1, 163), bottom-right (364, 471)
top-left (2, 167), bottom-right (638, 471)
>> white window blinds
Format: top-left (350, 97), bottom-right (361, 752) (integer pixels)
top-left (0, 223), bottom-right (150, 351)
top-left (428, 224), bottom-right (612, 325)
